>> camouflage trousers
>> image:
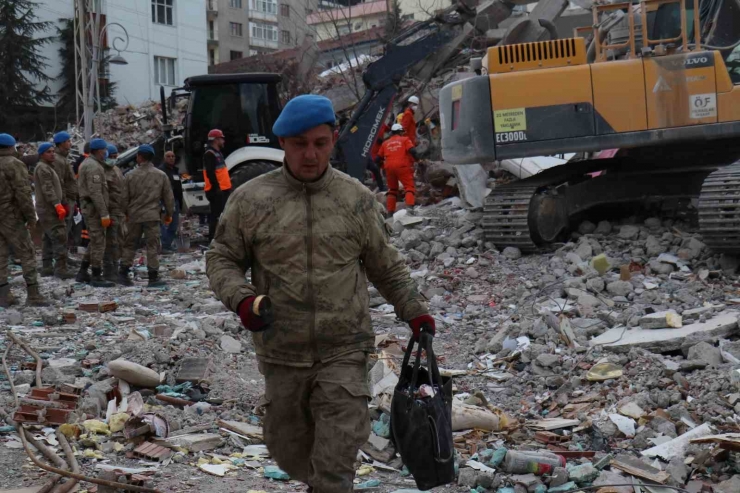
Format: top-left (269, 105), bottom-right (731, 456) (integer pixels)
top-left (121, 221), bottom-right (161, 270)
top-left (81, 204), bottom-right (107, 269)
top-left (103, 215), bottom-right (125, 269)
top-left (259, 351), bottom-right (371, 493)
top-left (0, 220), bottom-right (38, 285)
top-left (39, 217), bottom-right (67, 263)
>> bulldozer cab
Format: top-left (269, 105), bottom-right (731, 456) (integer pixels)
top-left (182, 73), bottom-right (282, 178)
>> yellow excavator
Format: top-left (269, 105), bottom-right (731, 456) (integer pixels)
top-left (440, 0), bottom-right (740, 253)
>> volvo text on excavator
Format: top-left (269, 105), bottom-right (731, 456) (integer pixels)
top-left (440, 0), bottom-right (740, 253)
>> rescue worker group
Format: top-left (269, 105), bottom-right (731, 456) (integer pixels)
top-left (1, 94), bottom-right (432, 492)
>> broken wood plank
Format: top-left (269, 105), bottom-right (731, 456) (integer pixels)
top-left (525, 418), bottom-right (580, 431)
top-left (610, 455), bottom-right (670, 484)
top-left (217, 420), bottom-right (263, 441)
top-left (155, 433), bottom-right (223, 452)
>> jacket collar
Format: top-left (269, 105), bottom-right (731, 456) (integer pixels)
top-left (282, 161), bottom-right (334, 193)
top-left (55, 148), bottom-right (69, 157)
top-left (0, 148), bottom-right (15, 157)
top-left (138, 160), bottom-right (153, 168)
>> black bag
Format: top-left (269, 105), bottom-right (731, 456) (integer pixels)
top-left (390, 333), bottom-right (455, 490)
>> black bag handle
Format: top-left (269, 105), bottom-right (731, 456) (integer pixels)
top-left (403, 332), bottom-right (443, 394)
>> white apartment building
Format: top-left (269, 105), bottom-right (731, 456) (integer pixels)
top-left (35, 0), bottom-right (208, 106)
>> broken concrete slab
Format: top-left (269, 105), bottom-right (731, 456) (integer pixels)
top-left (640, 310), bottom-right (683, 329)
top-left (590, 311), bottom-right (739, 353)
top-left (453, 164), bottom-right (488, 209)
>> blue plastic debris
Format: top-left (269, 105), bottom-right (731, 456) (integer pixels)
top-left (264, 465), bottom-right (290, 480)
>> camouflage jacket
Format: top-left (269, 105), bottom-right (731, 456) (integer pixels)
top-left (0, 148), bottom-right (36, 226)
top-left (104, 164), bottom-right (126, 218)
top-left (78, 156), bottom-right (109, 218)
top-left (205, 164), bottom-right (428, 366)
top-left (53, 148), bottom-right (77, 205)
top-left (122, 161), bottom-right (174, 223)
top-left (33, 160), bottom-right (63, 222)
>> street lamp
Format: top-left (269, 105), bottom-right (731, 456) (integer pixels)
top-left (84, 22), bottom-right (130, 140)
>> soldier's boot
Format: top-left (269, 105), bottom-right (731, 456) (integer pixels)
top-left (40, 259), bottom-right (54, 277)
top-left (118, 266), bottom-right (134, 287)
top-left (66, 256), bottom-right (81, 267)
top-left (0, 283), bottom-right (10, 308)
top-left (54, 257), bottom-right (75, 280)
top-left (103, 262), bottom-right (118, 283)
top-left (26, 284), bottom-right (50, 307)
top-left (75, 261), bottom-right (91, 283)
top-left (90, 267), bottom-right (115, 288)
top-left (147, 270), bottom-right (166, 288)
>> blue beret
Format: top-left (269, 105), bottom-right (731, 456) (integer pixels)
top-left (0, 133), bottom-right (16, 146)
top-left (273, 95), bottom-right (335, 137)
top-left (38, 142), bottom-right (53, 155)
top-left (90, 138), bottom-right (107, 150)
top-left (138, 144), bottom-right (155, 156)
top-left (107, 144), bottom-right (118, 155)
top-left (53, 131), bottom-right (71, 144)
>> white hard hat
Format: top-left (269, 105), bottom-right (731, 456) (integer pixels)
top-left (391, 123), bottom-right (404, 132)
top-left (408, 96), bottom-right (419, 105)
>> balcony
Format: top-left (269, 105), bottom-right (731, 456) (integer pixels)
top-left (208, 37), bottom-right (219, 47)
top-left (207, 0), bottom-right (218, 17)
top-left (248, 9), bottom-right (278, 22)
top-left (249, 37), bottom-right (278, 49)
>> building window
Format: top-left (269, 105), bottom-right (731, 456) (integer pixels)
top-left (230, 22), bottom-right (243, 36)
top-left (151, 0), bottom-right (174, 26)
top-left (354, 21), bottom-right (362, 30)
top-left (402, 13), bottom-right (414, 20)
top-left (209, 49), bottom-right (216, 65)
top-left (337, 25), bottom-right (350, 36)
top-left (154, 56), bottom-right (176, 86)
top-left (280, 4), bottom-right (290, 16)
top-left (251, 21), bottom-right (277, 41)
top-left (281, 30), bottom-right (291, 44)
top-left (208, 20), bottom-right (215, 40)
top-left (230, 0), bottom-right (243, 7)
top-left (252, 0), bottom-right (277, 15)
top-left (230, 50), bottom-right (243, 60)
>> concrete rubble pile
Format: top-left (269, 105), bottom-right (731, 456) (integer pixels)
top-left (3, 177), bottom-right (740, 492)
top-left (67, 98), bottom-right (189, 151)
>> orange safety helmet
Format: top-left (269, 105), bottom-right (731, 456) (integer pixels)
top-left (208, 129), bottom-right (225, 140)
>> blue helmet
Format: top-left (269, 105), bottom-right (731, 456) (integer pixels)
top-left (53, 131), bottom-right (71, 144)
top-left (0, 133), bottom-right (16, 147)
top-left (107, 144), bottom-right (119, 156)
top-left (90, 138), bottom-right (108, 150)
top-left (38, 142), bottom-right (54, 155)
top-left (138, 144), bottom-right (155, 156)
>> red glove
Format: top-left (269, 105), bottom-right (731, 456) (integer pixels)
top-left (63, 203), bottom-right (71, 217)
top-left (237, 295), bottom-right (274, 332)
top-left (54, 204), bottom-right (66, 221)
top-left (409, 314), bottom-right (436, 340)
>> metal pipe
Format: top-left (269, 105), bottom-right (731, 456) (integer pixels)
top-left (6, 331), bottom-right (43, 387)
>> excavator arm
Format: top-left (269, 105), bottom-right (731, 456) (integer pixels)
top-left (334, 3), bottom-right (475, 180)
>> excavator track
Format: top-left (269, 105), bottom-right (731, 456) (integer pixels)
top-left (483, 184), bottom-right (539, 252)
top-left (698, 162), bottom-right (740, 254)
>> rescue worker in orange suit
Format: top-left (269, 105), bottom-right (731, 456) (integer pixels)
top-left (203, 129), bottom-right (232, 242)
top-left (376, 123), bottom-right (419, 215)
top-left (400, 95), bottom-right (419, 146)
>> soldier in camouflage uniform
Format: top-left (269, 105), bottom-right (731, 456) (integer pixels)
top-left (75, 138), bottom-right (115, 288)
top-left (118, 145), bottom-right (175, 288)
top-left (102, 144), bottom-right (126, 283)
top-left (0, 134), bottom-right (49, 307)
top-left (205, 95), bottom-right (435, 493)
top-left (34, 143), bottom-right (74, 280)
top-left (52, 131), bottom-right (78, 251)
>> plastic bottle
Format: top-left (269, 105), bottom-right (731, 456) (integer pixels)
top-left (501, 450), bottom-right (566, 475)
